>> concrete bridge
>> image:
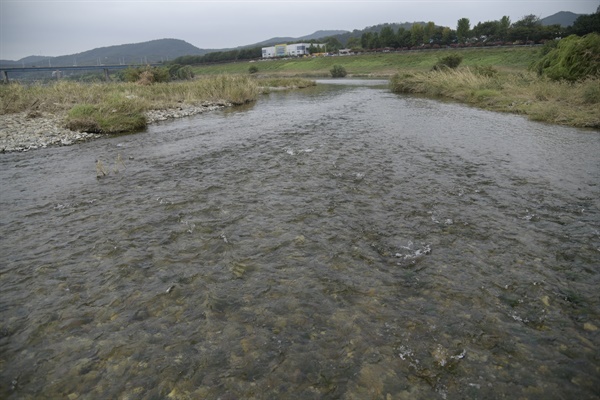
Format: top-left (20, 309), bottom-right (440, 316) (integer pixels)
top-left (0, 64), bottom-right (162, 83)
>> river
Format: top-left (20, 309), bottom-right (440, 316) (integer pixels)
top-left (1, 79), bottom-right (599, 399)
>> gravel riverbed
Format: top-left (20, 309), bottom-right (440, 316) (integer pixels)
top-left (0, 102), bottom-right (231, 153)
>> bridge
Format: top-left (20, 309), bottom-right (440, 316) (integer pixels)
top-left (0, 64), bottom-right (162, 83)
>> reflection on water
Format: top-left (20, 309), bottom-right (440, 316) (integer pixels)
top-left (1, 80), bottom-right (599, 399)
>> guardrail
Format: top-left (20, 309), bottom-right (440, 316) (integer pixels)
top-left (0, 64), bottom-right (162, 83)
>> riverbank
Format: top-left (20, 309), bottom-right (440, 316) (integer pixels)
top-left (190, 47), bottom-right (539, 77)
top-left (390, 68), bottom-right (600, 129)
top-left (0, 103), bottom-right (231, 152)
top-left (191, 47), bottom-right (600, 129)
top-left (0, 76), bottom-right (315, 152)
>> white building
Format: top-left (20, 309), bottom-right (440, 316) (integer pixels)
top-left (262, 43), bottom-right (325, 58)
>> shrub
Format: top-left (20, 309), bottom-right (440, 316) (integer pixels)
top-left (65, 104), bottom-right (102, 133)
top-left (65, 98), bottom-right (147, 133)
top-left (248, 65), bottom-right (259, 74)
top-left (137, 70), bottom-right (155, 86)
top-left (473, 65), bottom-right (499, 77)
top-left (582, 80), bottom-right (600, 104)
top-left (531, 33), bottom-right (600, 81)
top-left (433, 54), bottom-right (463, 70)
top-left (121, 66), bottom-right (171, 84)
top-left (168, 64), bottom-right (194, 80)
top-left (330, 65), bottom-right (347, 78)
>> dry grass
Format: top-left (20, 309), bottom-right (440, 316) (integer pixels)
top-left (0, 75), bottom-right (260, 133)
top-left (390, 68), bottom-right (600, 129)
top-left (0, 76), bottom-right (260, 115)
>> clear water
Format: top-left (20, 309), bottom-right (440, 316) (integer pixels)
top-left (1, 80), bottom-right (599, 399)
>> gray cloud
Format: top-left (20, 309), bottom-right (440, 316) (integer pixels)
top-left (1, 0), bottom-right (597, 60)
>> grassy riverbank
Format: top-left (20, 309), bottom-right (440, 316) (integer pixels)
top-left (390, 68), bottom-right (600, 128)
top-left (0, 76), bottom-right (314, 134)
top-left (192, 47), bottom-right (539, 77)
top-left (186, 45), bottom-right (598, 129)
top-left (2, 46), bottom-right (597, 132)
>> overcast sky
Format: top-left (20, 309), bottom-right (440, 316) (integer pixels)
top-left (1, 0), bottom-right (598, 61)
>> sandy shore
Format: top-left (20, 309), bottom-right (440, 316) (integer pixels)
top-left (0, 102), bottom-right (231, 153)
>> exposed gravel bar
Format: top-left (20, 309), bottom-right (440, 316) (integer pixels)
top-left (0, 102), bottom-right (232, 153)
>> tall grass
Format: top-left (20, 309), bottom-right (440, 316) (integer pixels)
top-left (390, 68), bottom-right (600, 128)
top-left (0, 75), bottom-right (259, 133)
top-left (189, 47), bottom-right (539, 77)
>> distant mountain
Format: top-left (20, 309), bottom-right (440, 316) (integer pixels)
top-left (1, 12), bottom-right (589, 68)
top-left (0, 32), bottom-right (347, 67)
top-left (244, 30), bottom-right (349, 47)
top-left (1, 38), bottom-right (207, 68)
top-left (298, 30), bottom-right (350, 41)
top-left (0, 56), bottom-right (46, 67)
top-left (540, 11), bottom-right (583, 27)
top-left (243, 24), bottom-right (423, 49)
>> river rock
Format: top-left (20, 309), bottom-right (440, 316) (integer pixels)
top-left (0, 102), bottom-right (232, 153)
top-left (0, 111), bottom-right (102, 153)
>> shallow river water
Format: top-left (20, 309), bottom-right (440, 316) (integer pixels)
top-left (1, 79), bottom-right (599, 399)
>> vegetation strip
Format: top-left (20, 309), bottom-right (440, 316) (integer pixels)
top-left (390, 68), bottom-right (599, 128)
top-left (0, 76), bottom-right (315, 152)
top-left (390, 33), bottom-right (600, 128)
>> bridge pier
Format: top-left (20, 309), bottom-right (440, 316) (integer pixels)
top-left (1, 70), bottom-right (8, 84)
top-left (103, 68), bottom-right (111, 81)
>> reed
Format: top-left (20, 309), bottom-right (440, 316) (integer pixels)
top-left (390, 68), bottom-right (600, 128)
top-left (0, 75), bottom-right (260, 133)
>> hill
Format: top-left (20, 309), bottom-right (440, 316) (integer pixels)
top-left (0, 32), bottom-right (346, 68)
top-left (241, 30), bottom-right (349, 47)
top-left (540, 11), bottom-right (583, 27)
top-left (0, 10), bottom-right (590, 68)
top-left (1, 38), bottom-right (208, 68)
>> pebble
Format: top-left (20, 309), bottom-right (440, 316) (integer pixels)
top-left (0, 102), bottom-right (231, 153)
top-left (145, 101), bottom-right (231, 124)
top-left (583, 322), bottom-right (598, 331)
top-left (0, 111), bottom-right (102, 153)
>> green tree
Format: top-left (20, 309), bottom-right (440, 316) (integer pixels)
top-left (397, 27), bottom-right (412, 47)
top-left (441, 27), bottom-right (454, 45)
top-left (346, 36), bottom-right (361, 49)
top-left (498, 16), bottom-right (511, 41)
top-left (431, 26), bottom-right (445, 44)
top-left (410, 23), bottom-right (425, 46)
top-left (380, 25), bottom-right (397, 47)
top-left (370, 32), bottom-right (382, 49)
top-left (472, 20), bottom-right (500, 40)
top-left (361, 32), bottom-right (373, 49)
top-left (457, 18), bottom-right (471, 43)
top-left (570, 9), bottom-right (600, 36)
top-left (510, 14), bottom-right (542, 42)
top-left (324, 37), bottom-right (342, 52)
top-left (424, 21), bottom-right (436, 44)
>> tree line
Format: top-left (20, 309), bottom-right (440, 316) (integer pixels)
top-left (171, 8), bottom-right (599, 65)
top-left (356, 10), bottom-right (599, 50)
top-left (172, 47), bottom-right (262, 66)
